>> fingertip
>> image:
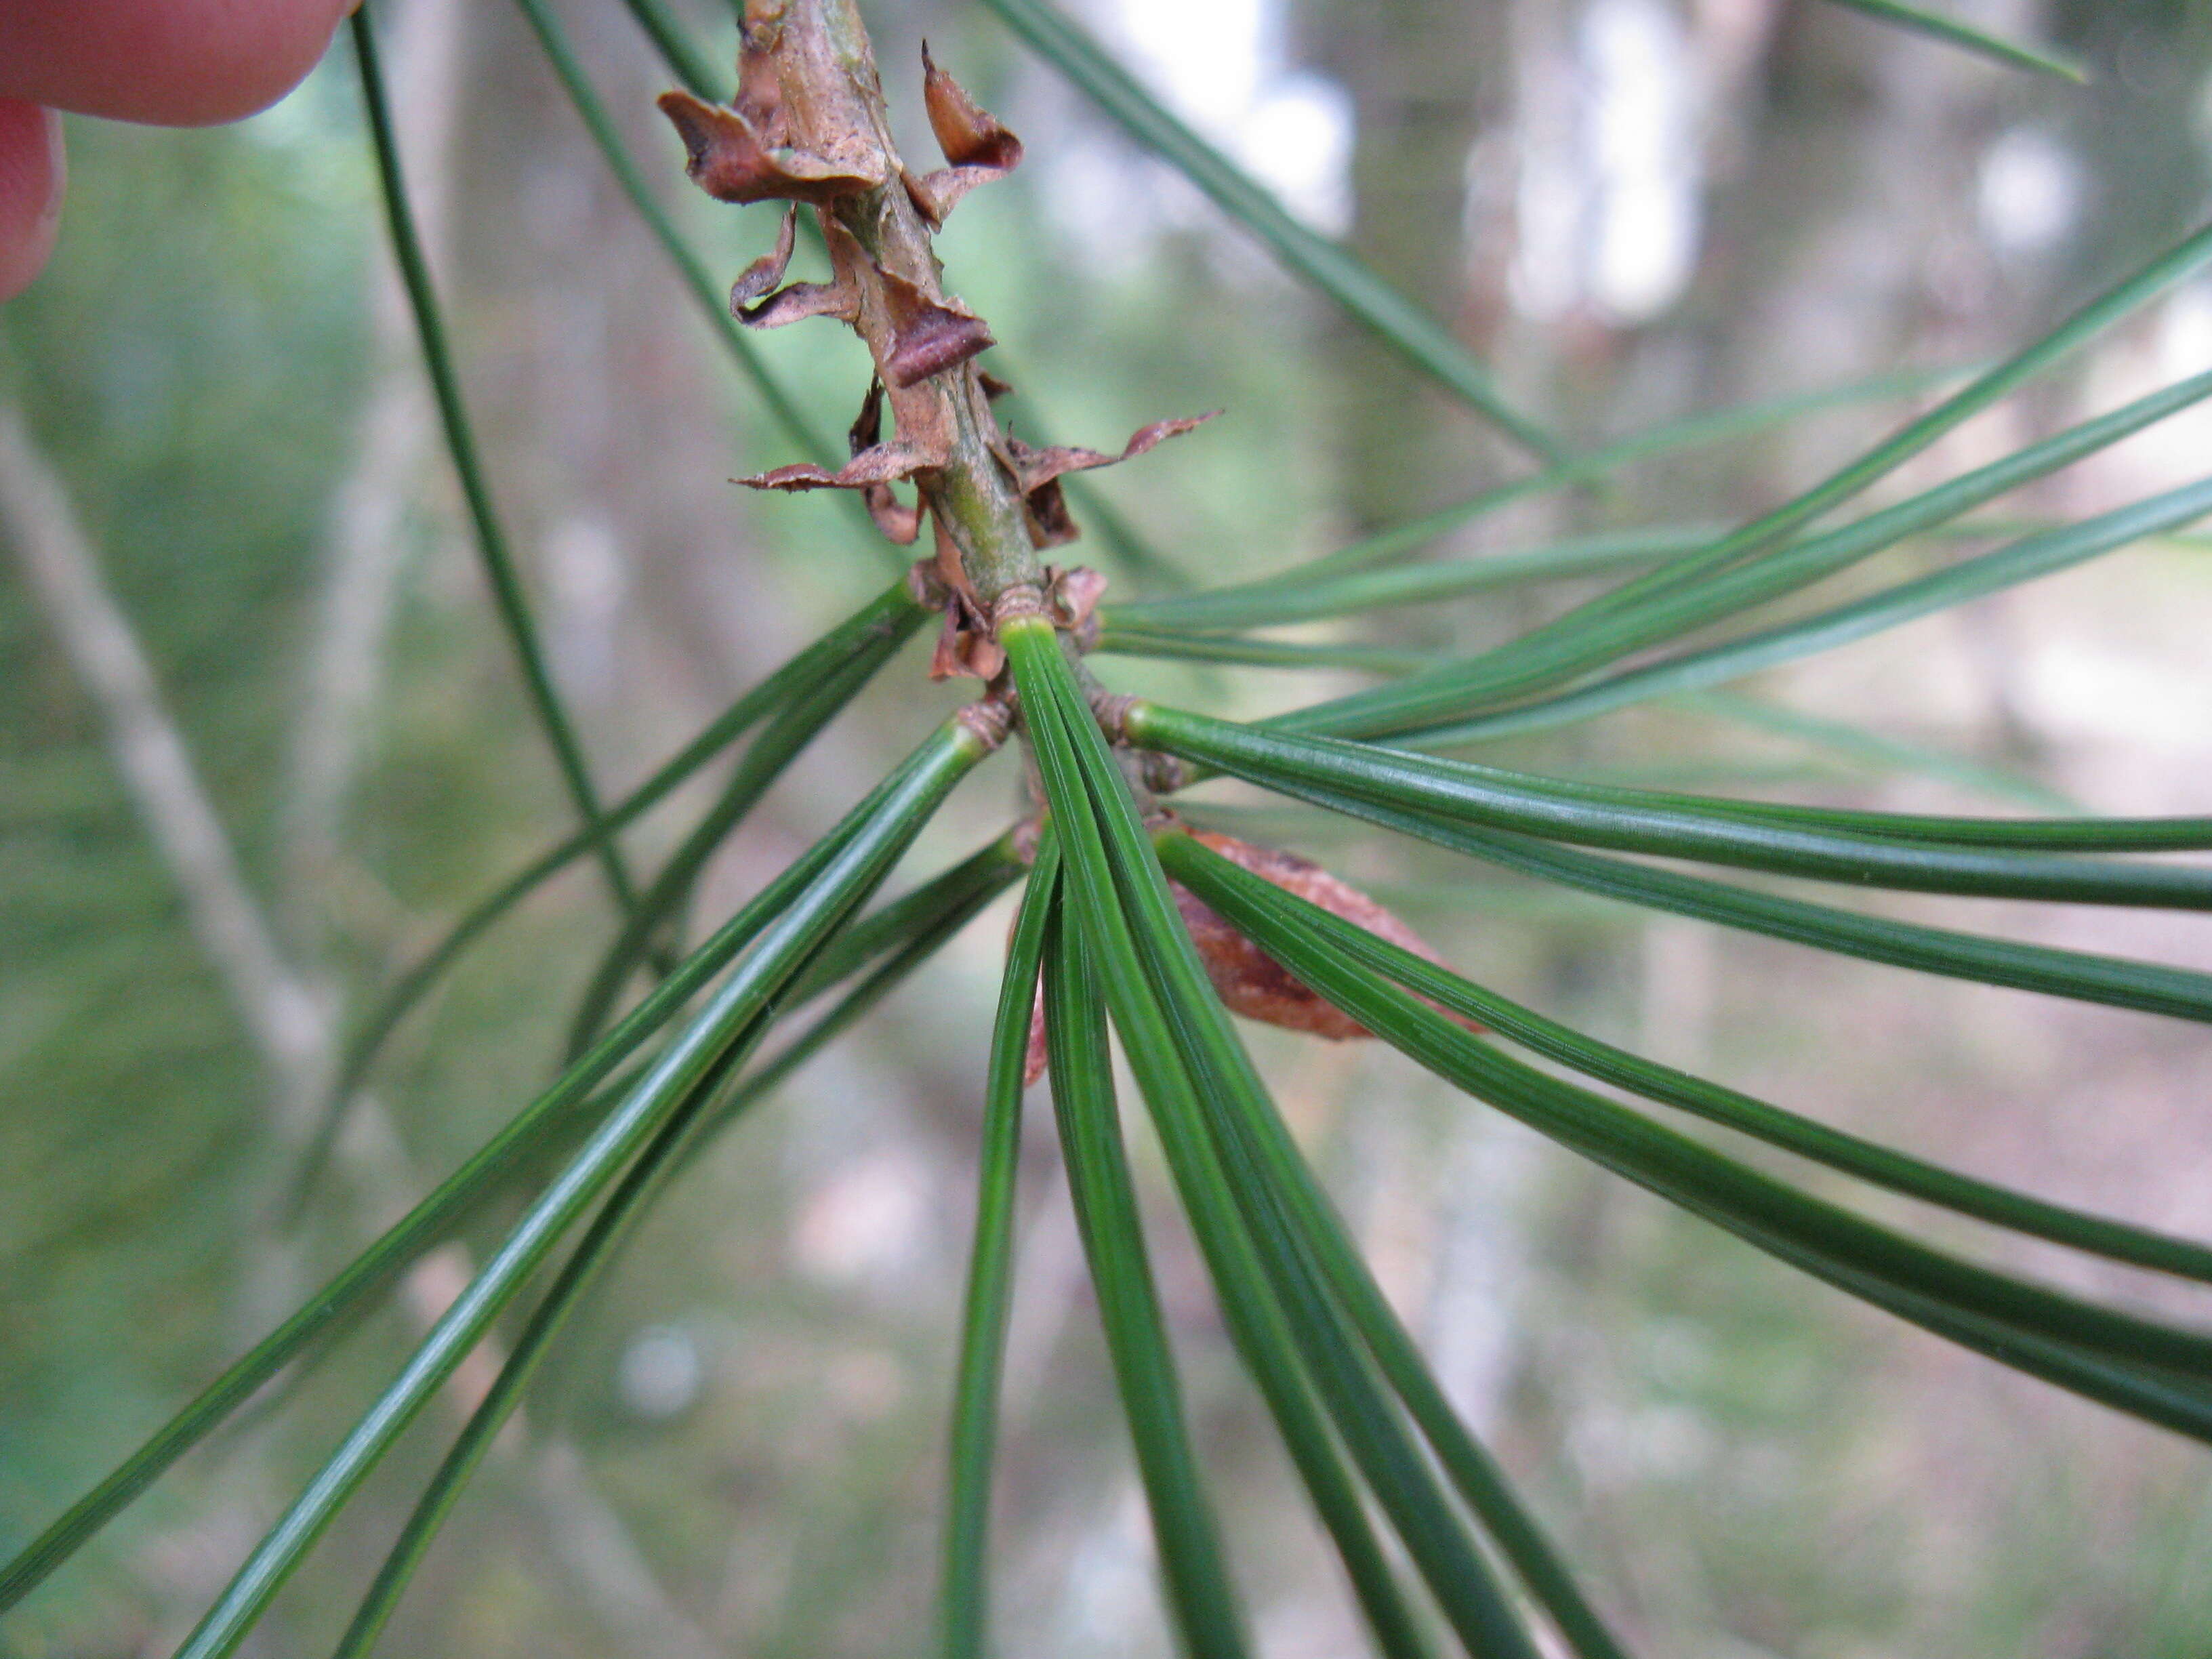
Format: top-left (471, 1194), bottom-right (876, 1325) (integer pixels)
top-left (0, 0), bottom-right (357, 127)
top-left (182, 0), bottom-right (361, 124)
top-left (0, 102), bottom-right (64, 303)
top-left (146, 0), bottom-right (360, 124)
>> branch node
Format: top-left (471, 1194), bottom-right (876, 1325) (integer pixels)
top-left (954, 695), bottom-right (1017, 753)
top-left (1087, 687), bottom-right (1140, 740)
top-left (990, 583), bottom-right (1050, 630)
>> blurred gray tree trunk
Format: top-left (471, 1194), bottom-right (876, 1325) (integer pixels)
top-left (455, 0), bottom-right (762, 758)
top-left (1290, 0), bottom-right (1558, 1446)
top-left (1668, 0), bottom-right (2027, 478)
top-left (1297, 0), bottom-right (1517, 531)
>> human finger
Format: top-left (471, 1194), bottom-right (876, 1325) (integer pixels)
top-left (0, 101), bottom-right (64, 302)
top-left (0, 0), bottom-right (356, 127)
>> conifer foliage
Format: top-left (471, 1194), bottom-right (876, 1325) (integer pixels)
top-left (4, 1), bottom-right (2207, 1654)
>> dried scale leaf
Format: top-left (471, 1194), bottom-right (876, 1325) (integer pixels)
top-left (867, 493), bottom-right (924, 547)
top-left (909, 43), bottom-right (1026, 224)
top-left (741, 445), bottom-right (933, 493)
top-left (655, 16), bottom-right (887, 208)
top-left (1005, 413), bottom-right (1219, 547)
top-left (1023, 826), bottom-right (1480, 1082)
top-left (729, 208), bottom-right (861, 329)
top-left (930, 615), bottom-right (1006, 680)
top-left (735, 393), bottom-right (1212, 565)
top-left (846, 380), bottom-right (923, 545)
top-left (729, 205), bottom-right (798, 310)
top-left (881, 268), bottom-right (996, 388)
top-left (922, 43), bottom-right (1024, 171)
top-left (1011, 415), bottom-right (1223, 494)
top-left (926, 519), bottom-right (1007, 681)
top-left (1176, 829), bottom-right (1481, 1039)
top-left (1022, 989), bottom-right (1052, 1088)
top-left (656, 90), bottom-right (886, 206)
top-left (1044, 564), bottom-right (1109, 642)
top-left (926, 560), bottom-right (1107, 684)
top-left (744, 284), bottom-right (863, 329)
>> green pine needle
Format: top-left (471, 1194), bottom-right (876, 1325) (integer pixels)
top-left (1131, 705), bottom-right (2212, 909)
top-left (1165, 831), bottom-right (2212, 1286)
top-left (980, 0), bottom-right (1568, 464)
top-left (1180, 844), bottom-right (2212, 1441)
top-left (0, 778), bottom-right (908, 1615)
top-left (353, 7), bottom-right (638, 911)
top-left (1814, 0), bottom-right (2089, 82)
top-left (936, 849), bottom-right (1057, 1659)
top-left (294, 581), bottom-right (922, 1205)
top-left (560, 604), bottom-right (922, 1059)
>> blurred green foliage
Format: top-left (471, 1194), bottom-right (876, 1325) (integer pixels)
top-left (2, 91), bottom-right (369, 1546)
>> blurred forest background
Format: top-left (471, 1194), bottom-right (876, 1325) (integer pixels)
top-left (4, 0), bottom-right (2212, 1654)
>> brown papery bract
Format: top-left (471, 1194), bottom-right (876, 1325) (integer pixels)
top-left (1022, 827), bottom-right (1480, 1085)
top-left (909, 42), bottom-right (1025, 224)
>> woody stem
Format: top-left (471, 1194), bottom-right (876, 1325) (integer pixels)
top-left (781, 0), bottom-right (1045, 605)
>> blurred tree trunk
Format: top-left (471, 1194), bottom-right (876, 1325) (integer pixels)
top-left (1291, 0), bottom-right (1561, 1448)
top-left (1297, 0), bottom-right (1516, 531)
top-left (455, 0), bottom-right (761, 741)
top-left (1671, 0), bottom-right (2025, 485)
